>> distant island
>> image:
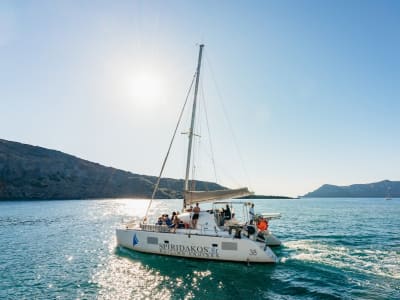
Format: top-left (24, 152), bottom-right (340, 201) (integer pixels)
top-left (304, 180), bottom-right (399, 198)
top-left (0, 139), bottom-right (290, 200)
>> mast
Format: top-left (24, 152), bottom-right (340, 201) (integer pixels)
top-left (184, 44), bottom-right (204, 209)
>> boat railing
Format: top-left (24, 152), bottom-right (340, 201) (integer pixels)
top-left (140, 223), bottom-right (171, 233)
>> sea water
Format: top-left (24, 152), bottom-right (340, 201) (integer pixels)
top-left (0, 198), bottom-right (398, 299)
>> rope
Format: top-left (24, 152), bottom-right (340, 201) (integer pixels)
top-left (200, 84), bottom-right (218, 184)
top-left (143, 72), bottom-right (197, 223)
top-left (204, 53), bottom-right (254, 191)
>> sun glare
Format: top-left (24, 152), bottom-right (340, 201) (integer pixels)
top-left (129, 71), bottom-right (164, 109)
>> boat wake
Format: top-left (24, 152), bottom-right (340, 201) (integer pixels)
top-left (281, 240), bottom-right (400, 280)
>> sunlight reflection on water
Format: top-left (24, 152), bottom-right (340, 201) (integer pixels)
top-left (93, 247), bottom-right (202, 300)
top-left (1, 198), bottom-right (399, 299)
top-left (93, 199), bottom-right (181, 300)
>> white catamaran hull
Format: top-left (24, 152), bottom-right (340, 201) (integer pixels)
top-left (116, 228), bottom-right (278, 263)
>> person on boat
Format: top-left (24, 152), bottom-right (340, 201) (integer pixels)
top-left (249, 203), bottom-right (255, 224)
top-left (172, 215), bottom-right (180, 232)
top-left (224, 204), bottom-right (231, 220)
top-left (171, 211), bottom-right (177, 222)
top-left (231, 213), bottom-right (238, 223)
top-left (165, 214), bottom-right (172, 227)
top-left (156, 216), bottom-right (163, 225)
top-left (218, 207), bottom-right (225, 226)
top-left (257, 217), bottom-right (269, 232)
top-left (178, 220), bottom-right (185, 229)
top-left (225, 213), bottom-right (239, 227)
top-left (170, 212), bottom-right (179, 228)
top-left (192, 203), bottom-right (200, 229)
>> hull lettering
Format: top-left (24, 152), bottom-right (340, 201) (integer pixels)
top-left (159, 243), bottom-right (219, 258)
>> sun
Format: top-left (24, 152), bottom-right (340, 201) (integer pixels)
top-left (129, 71), bottom-right (164, 109)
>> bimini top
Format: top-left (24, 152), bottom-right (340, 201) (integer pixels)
top-left (184, 187), bottom-right (252, 206)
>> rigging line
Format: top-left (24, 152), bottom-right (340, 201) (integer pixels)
top-left (200, 83), bottom-right (218, 184)
top-left (212, 159), bottom-right (243, 188)
top-left (204, 53), bottom-right (254, 191)
top-left (143, 72), bottom-right (197, 222)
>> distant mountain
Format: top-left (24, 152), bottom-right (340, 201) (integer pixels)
top-left (304, 180), bottom-right (400, 198)
top-left (0, 139), bottom-right (225, 200)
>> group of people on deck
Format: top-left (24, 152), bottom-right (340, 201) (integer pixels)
top-left (155, 202), bottom-right (201, 231)
top-left (156, 212), bottom-right (185, 232)
top-left (154, 202), bottom-right (269, 234)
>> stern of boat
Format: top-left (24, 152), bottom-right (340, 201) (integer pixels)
top-left (263, 231), bottom-right (282, 246)
top-left (263, 245), bottom-right (279, 263)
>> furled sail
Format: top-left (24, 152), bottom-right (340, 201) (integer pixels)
top-left (184, 187), bottom-right (252, 206)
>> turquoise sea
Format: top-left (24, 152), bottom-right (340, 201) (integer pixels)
top-left (0, 198), bottom-right (398, 299)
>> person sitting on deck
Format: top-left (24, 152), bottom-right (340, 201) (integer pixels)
top-left (192, 203), bottom-right (200, 229)
top-left (178, 220), bottom-right (185, 229)
top-left (156, 217), bottom-right (163, 225)
top-left (257, 217), bottom-right (269, 232)
top-left (256, 217), bottom-right (269, 242)
top-left (164, 214), bottom-right (172, 227)
top-left (170, 212), bottom-right (177, 223)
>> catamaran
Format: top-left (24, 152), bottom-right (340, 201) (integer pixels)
top-left (116, 45), bottom-right (281, 263)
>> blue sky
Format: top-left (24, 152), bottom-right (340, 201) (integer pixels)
top-left (1, 0), bottom-right (399, 196)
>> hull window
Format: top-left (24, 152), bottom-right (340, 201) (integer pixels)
top-left (221, 242), bottom-right (238, 251)
top-left (147, 237), bottom-right (158, 245)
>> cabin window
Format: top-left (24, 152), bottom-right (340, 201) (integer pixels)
top-left (147, 237), bottom-right (158, 245)
top-left (221, 242), bottom-right (237, 251)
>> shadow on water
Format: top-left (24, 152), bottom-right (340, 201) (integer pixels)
top-left (114, 246), bottom-right (281, 299)
top-left (112, 246), bottom-right (349, 300)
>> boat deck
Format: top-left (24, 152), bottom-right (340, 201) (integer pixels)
top-left (125, 222), bottom-right (263, 240)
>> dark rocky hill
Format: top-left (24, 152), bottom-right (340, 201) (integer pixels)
top-left (304, 180), bottom-right (400, 198)
top-left (0, 139), bottom-right (225, 200)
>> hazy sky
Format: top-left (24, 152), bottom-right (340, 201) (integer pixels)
top-left (1, 0), bottom-right (399, 196)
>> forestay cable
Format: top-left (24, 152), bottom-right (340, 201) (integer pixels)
top-left (143, 72), bottom-right (197, 223)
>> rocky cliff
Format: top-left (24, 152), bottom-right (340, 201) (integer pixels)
top-left (0, 139), bottom-right (225, 200)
